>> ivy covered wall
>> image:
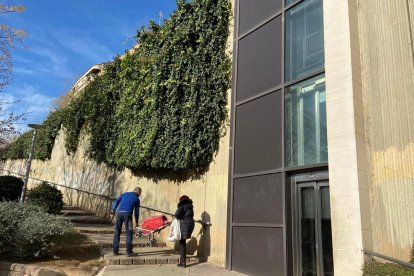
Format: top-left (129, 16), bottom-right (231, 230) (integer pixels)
top-left (4, 0), bottom-right (231, 172)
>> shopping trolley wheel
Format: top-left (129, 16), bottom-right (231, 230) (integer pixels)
top-left (145, 241), bottom-right (152, 247)
top-left (151, 238), bottom-right (157, 246)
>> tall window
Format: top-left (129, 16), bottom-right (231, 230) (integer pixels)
top-left (284, 0), bottom-right (326, 168)
top-left (285, 0), bottom-right (324, 82)
top-left (285, 74), bottom-right (327, 167)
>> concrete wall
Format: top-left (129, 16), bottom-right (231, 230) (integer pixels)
top-left (358, 0), bottom-right (414, 261)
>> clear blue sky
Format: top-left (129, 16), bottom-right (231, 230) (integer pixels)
top-left (2, 0), bottom-right (177, 131)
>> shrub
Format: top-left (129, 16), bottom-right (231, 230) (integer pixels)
top-left (0, 201), bottom-right (72, 259)
top-left (0, 175), bottom-right (24, 201)
top-left (363, 260), bottom-right (414, 275)
top-left (27, 182), bottom-right (64, 214)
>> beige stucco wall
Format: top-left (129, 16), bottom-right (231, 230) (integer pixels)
top-left (358, 0), bottom-right (414, 261)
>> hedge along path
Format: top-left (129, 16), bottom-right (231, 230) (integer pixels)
top-left (4, 0), bottom-right (231, 172)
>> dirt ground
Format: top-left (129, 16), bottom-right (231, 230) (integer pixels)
top-left (1, 232), bottom-right (105, 276)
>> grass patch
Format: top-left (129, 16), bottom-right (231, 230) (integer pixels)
top-left (52, 231), bottom-right (102, 261)
top-left (363, 261), bottom-right (414, 276)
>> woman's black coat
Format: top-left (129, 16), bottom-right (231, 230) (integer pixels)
top-left (174, 199), bottom-right (195, 240)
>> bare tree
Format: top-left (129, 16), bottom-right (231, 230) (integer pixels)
top-left (0, 4), bottom-right (26, 92)
top-left (0, 4), bottom-right (27, 145)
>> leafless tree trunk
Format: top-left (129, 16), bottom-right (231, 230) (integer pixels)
top-left (0, 4), bottom-right (27, 145)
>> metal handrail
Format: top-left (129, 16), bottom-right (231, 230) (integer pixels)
top-left (0, 168), bottom-right (211, 226)
top-left (364, 250), bottom-right (414, 270)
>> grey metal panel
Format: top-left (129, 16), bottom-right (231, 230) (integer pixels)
top-left (227, 0), bottom-right (240, 270)
top-left (237, 17), bottom-right (282, 102)
top-left (239, 0), bottom-right (282, 35)
top-left (226, 149), bottom-right (234, 269)
top-left (232, 227), bottom-right (284, 276)
top-left (286, 175), bottom-right (293, 276)
top-left (234, 91), bottom-right (282, 175)
top-left (233, 174), bottom-right (283, 224)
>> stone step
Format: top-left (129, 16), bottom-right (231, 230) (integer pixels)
top-left (99, 241), bottom-right (167, 248)
top-left (62, 205), bottom-right (80, 210)
top-left (83, 233), bottom-right (167, 248)
top-left (75, 224), bottom-right (118, 234)
top-left (65, 215), bottom-right (112, 224)
top-left (61, 209), bottom-right (95, 216)
top-left (103, 248), bottom-right (204, 266)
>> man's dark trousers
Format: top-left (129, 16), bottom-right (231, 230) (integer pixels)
top-left (113, 212), bottom-right (133, 254)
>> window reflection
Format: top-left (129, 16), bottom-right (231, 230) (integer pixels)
top-left (285, 74), bottom-right (327, 167)
top-left (285, 0), bottom-right (324, 81)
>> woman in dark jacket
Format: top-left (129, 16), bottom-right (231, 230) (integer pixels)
top-left (174, 195), bottom-right (195, 267)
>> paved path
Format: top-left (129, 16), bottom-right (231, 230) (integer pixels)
top-left (99, 262), bottom-right (246, 276)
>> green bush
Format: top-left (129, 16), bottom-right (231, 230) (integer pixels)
top-left (3, 109), bottom-right (64, 161)
top-left (3, 130), bottom-right (32, 160)
top-left (32, 109), bottom-right (65, 161)
top-left (0, 175), bottom-right (24, 201)
top-left (27, 182), bottom-right (64, 214)
top-left (363, 260), bottom-right (414, 275)
top-left (0, 201), bottom-right (72, 259)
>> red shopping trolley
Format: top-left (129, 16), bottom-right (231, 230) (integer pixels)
top-left (135, 215), bottom-right (171, 247)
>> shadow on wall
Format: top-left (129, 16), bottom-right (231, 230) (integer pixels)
top-left (62, 162), bottom-right (122, 218)
top-left (59, 150), bottom-right (213, 218)
top-left (187, 211), bottom-right (211, 260)
top-left (55, 160), bottom-right (190, 220)
top-left (129, 166), bottom-right (210, 184)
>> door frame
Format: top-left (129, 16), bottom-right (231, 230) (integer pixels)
top-left (290, 171), bottom-right (329, 275)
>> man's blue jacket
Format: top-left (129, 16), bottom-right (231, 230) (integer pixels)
top-left (112, 192), bottom-right (140, 223)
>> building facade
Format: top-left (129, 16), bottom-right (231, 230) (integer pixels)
top-left (3, 0), bottom-right (413, 275)
top-left (227, 0), bottom-right (414, 275)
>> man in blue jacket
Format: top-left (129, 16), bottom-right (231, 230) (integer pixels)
top-left (111, 187), bottom-right (142, 257)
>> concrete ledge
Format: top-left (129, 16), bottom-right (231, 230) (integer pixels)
top-left (99, 242), bottom-right (167, 248)
top-left (0, 262), bottom-right (64, 276)
top-left (104, 250), bottom-right (206, 266)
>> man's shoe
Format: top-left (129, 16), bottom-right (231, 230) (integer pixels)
top-left (113, 252), bottom-right (119, 256)
top-left (126, 253), bottom-right (134, 257)
top-left (177, 263), bottom-right (186, 268)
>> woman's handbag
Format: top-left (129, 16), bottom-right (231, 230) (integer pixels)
top-left (167, 219), bottom-right (181, 241)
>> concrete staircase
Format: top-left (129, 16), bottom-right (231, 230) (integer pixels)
top-left (61, 205), bottom-right (204, 266)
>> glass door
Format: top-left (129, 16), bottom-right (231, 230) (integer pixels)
top-left (292, 174), bottom-right (333, 275)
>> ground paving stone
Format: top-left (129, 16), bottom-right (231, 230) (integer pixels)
top-left (99, 263), bottom-right (247, 276)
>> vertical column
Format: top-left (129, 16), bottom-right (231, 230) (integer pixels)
top-left (323, 0), bottom-right (373, 275)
